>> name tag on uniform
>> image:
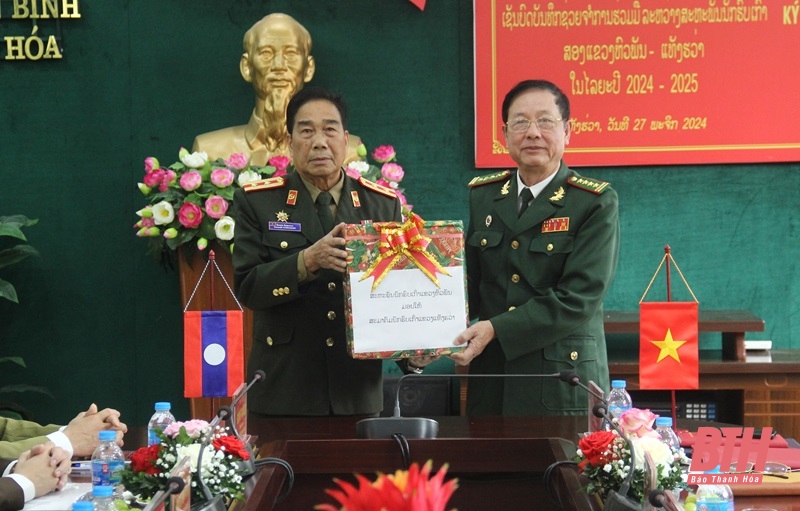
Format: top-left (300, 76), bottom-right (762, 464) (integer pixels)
top-left (268, 221), bottom-right (301, 232)
top-left (542, 217), bottom-right (569, 233)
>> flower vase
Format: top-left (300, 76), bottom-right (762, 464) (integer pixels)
top-left (177, 241), bottom-right (253, 419)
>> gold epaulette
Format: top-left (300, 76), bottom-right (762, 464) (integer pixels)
top-left (359, 176), bottom-right (396, 198)
top-left (468, 170), bottom-right (511, 187)
top-left (567, 175), bottom-right (611, 194)
top-left (242, 176), bottom-right (286, 193)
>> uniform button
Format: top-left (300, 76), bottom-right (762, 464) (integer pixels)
top-left (511, 240), bottom-right (520, 249)
top-left (508, 306), bottom-right (516, 311)
top-left (570, 351), bottom-right (578, 361)
top-left (328, 282), bottom-right (337, 292)
top-left (480, 239), bottom-right (487, 247)
top-left (272, 289), bottom-right (279, 296)
top-left (511, 274), bottom-right (520, 283)
top-left (266, 336), bottom-right (273, 346)
top-left (326, 337), bottom-right (334, 347)
top-left (547, 243), bottom-right (554, 251)
top-left (280, 241), bottom-right (288, 249)
top-left (283, 287), bottom-right (290, 294)
top-left (327, 311), bottom-right (336, 320)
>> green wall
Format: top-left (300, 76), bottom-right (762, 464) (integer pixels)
top-left (1, 1), bottom-right (797, 427)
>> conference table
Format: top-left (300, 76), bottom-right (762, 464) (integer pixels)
top-left (238, 415), bottom-right (800, 511)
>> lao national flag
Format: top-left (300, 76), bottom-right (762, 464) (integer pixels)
top-left (639, 302), bottom-right (699, 390)
top-left (184, 310), bottom-right (243, 398)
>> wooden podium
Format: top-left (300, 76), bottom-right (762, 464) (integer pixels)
top-left (238, 416), bottom-right (600, 511)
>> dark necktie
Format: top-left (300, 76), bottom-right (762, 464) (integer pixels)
top-left (518, 188), bottom-right (534, 217)
top-left (316, 191), bottom-right (335, 233)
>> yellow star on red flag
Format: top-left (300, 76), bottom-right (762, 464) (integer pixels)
top-left (651, 328), bottom-right (687, 363)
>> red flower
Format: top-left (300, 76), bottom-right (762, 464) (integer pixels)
top-left (577, 431), bottom-right (617, 469)
top-left (129, 444), bottom-right (161, 475)
top-left (213, 434), bottom-right (250, 460)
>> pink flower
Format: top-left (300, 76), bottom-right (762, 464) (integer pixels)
top-left (395, 190), bottom-right (408, 206)
top-left (618, 408), bottom-right (660, 439)
top-left (140, 217), bottom-right (155, 228)
top-left (204, 195), bottom-right (229, 219)
top-left (178, 202), bottom-right (203, 228)
top-left (144, 157), bottom-right (160, 173)
top-left (381, 162), bottom-right (404, 183)
top-left (163, 419), bottom-right (210, 439)
top-left (345, 166), bottom-right (361, 180)
top-left (273, 167), bottom-right (288, 178)
top-left (210, 168), bottom-right (235, 188)
top-left (375, 178), bottom-right (392, 188)
top-left (224, 153), bottom-right (249, 170)
top-left (180, 171), bottom-right (203, 191)
top-left (371, 145), bottom-right (396, 163)
top-left (158, 170), bottom-right (176, 193)
top-left (143, 169), bottom-right (165, 188)
top-left (268, 155), bottom-right (291, 173)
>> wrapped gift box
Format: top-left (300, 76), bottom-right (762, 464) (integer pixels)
top-left (343, 217), bottom-right (468, 359)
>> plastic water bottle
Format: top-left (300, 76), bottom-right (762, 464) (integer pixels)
top-left (606, 379), bottom-right (632, 427)
top-left (91, 430), bottom-right (124, 493)
top-left (90, 485), bottom-right (114, 511)
top-left (695, 467), bottom-right (734, 511)
top-left (655, 416), bottom-right (682, 451)
top-left (72, 501), bottom-right (95, 511)
top-left (148, 401), bottom-right (176, 446)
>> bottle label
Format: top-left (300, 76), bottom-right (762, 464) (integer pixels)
top-left (148, 429), bottom-right (160, 446)
top-left (697, 501), bottom-right (734, 511)
top-left (92, 459), bottom-right (124, 486)
top-left (607, 405), bottom-right (631, 418)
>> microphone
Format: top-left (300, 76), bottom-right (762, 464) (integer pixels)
top-left (648, 489), bottom-right (682, 510)
top-left (356, 370), bottom-right (587, 439)
top-left (591, 403), bottom-right (641, 511)
top-left (142, 476), bottom-right (185, 511)
top-left (230, 369), bottom-right (266, 408)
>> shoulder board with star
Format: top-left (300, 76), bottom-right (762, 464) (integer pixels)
top-left (567, 175), bottom-right (611, 194)
top-left (242, 176), bottom-right (286, 193)
top-left (358, 177), bottom-right (396, 198)
top-left (468, 170), bottom-right (511, 187)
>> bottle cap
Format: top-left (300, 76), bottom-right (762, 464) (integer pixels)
top-left (72, 502), bottom-right (95, 511)
top-left (98, 430), bottom-right (116, 441)
top-left (611, 380), bottom-right (627, 388)
top-left (92, 485), bottom-right (114, 497)
top-left (155, 402), bottom-right (171, 411)
top-left (655, 417), bottom-right (673, 427)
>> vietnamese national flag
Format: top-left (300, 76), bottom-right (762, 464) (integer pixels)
top-left (184, 310), bottom-right (244, 398)
top-left (639, 302), bottom-right (699, 390)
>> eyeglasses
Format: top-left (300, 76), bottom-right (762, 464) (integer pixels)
top-left (506, 116), bottom-right (563, 133)
top-left (729, 461), bottom-right (797, 479)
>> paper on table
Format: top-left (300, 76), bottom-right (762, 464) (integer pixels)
top-left (22, 481), bottom-right (91, 510)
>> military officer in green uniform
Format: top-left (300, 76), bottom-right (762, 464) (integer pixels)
top-left (452, 80), bottom-right (620, 416)
top-left (232, 87), bottom-right (428, 416)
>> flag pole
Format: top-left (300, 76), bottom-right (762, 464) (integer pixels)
top-left (664, 245), bottom-right (678, 429)
top-left (208, 250), bottom-right (219, 418)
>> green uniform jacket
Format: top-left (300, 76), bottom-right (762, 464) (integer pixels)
top-left (465, 162), bottom-right (619, 416)
top-left (0, 457), bottom-right (24, 511)
top-left (0, 418), bottom-right (59, 459)
top-left (232, 171), bottom-right (401, 416)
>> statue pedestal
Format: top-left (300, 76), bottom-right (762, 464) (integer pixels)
top-left (178, 242), bottom-right (253, 420)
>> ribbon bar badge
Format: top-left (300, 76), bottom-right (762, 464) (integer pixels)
top-left (542, 217), bottom-right (569, 233)
top-left (359, 213), bottom-right (450, 291)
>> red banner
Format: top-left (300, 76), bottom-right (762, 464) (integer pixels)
top-left (639, 302), bottom-right (699, 390)
top-left (474, 0), bottom-right (800, 167)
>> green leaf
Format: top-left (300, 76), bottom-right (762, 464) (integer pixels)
top-left (0, 215), bottom-right (38, 230)
top-left (215, 187), bottom-right (234, 201)
top-left (0, 384), bottom-right (54, 398)
top-left (0, 279), bottom-right (19, 302)
top-left (0, 245), bottom-right (40, 270)
top-left (0, 356), bottom-right (26, 367)
top-left (0, 224), bottom-right (27, 241)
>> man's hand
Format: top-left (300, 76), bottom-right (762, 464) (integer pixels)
top-left (64, 403), bottom-right (128, 457)
top-left (14, 443), bottom-right (62, 498)
top-left (27, 444), bottom-right (72, 490)
top-left (450, 320), bottom-right (496, 366)
top-left (303, 222), bottom-right (348, 273)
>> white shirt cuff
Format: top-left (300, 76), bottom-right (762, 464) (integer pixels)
top-left (6, 473), bottom-right (36, 502)
top-left (46, 430), bottom-right (74, 458)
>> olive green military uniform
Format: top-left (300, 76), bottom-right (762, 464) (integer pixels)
top-left (0, 418), bottom-right (59, 459)
top-left (232, 170), bottom-right (401, 416)
top-left (465, 162), bottom-right (619, 416)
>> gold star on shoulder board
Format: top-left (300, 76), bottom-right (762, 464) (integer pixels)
top-left (500, 181), bottom-right (510, 195)
top-left (549, 186), bottom-right (565, 202)
top-left (276, 210), bottom-right (289, 222)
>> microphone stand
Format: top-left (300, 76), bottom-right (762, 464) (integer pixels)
top-left (142, 476), bottom-right (185, 511)
top-left (227, 371), bottom-right (266, 480)
top-left (193, 408), bottom-right (230, 511)
top-left (591, 403), bottom-right (642, 511)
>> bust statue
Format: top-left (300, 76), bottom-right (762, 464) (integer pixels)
top-left (192, 13), bottom-right (362, 166)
